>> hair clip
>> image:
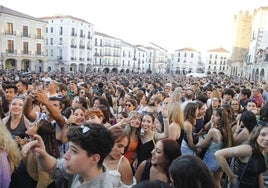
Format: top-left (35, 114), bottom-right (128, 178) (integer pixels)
top-left (80, 125), bottom-right (90, 134)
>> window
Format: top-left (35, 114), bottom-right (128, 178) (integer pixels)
top-left (23, 42), bottom-right (29, 54)
top-left (60, 26), bottom-right (63, 35)
top-left (191, 53), bottom-right (193, 58)
top-left (88, 31), bottom-right (91, 39)
top-left (71, 28), bottom-right (75, 36)
top-left (59, 38), bottom-right (63, 45)
top-left (8, 40), bottom-right (14, 53)
top-left (50, 27), bottom-right (53, 33)
top-left (51, 49), bottom-right (53, 57)
top-left (36, 43), bottom-right (41, 55)
top-left (7, 22), bottom-right (13, 35)
top-left (177, 58), bottom-right (180, 62)
top-left (184, 53), bottom-right (187, 57)
top-left (36, 28), bottom-right (42, 39)
top-left (22, 25), bottom-right (28, 37)
top-left (178, 52), bottom-right (180, 57)
top-left (50, 38), bottom-right (53, 45)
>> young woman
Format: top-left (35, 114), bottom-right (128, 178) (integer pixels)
top-left (196, 108), bottom-right (233, 187)
top-left (135, 139), bottom-right (180, 184)
top-left (104, 126), bottom-right (135, 187)
top-left (136, 112), bottom-right (156, 167)
top-left (122, 111), bottom-right (142, 172)
top-left (169, 155), bottom-right (216, 188)
top-left (215, 125), bottom-right (268, 188)
top-left (3, 96), bottom-right (30, 143)
top-left (233, 110), bottom-right (257, 146)
top-left (167, 102), bottom-right (184, 147)
top-left (230, 98), bottom-right (243, 120)
top-left (0, 121), bottom-right (21, 188)
top-left (22, 119), bottom-right (60, 188)
top-left (181, 102), bottom-right (199, 156)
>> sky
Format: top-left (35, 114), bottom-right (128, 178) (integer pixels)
top-left (1, 0), bottom-right (268, 53)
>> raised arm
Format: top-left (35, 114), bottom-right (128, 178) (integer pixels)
top-left (22, 134), bottom-right (57, 174)
top-left (23, 92), bottom-right (38, 121)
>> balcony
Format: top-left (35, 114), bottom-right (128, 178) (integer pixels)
top-left (21, 33), bottom-right (31, 38)
top-left (79, 45), bottom-right (85, 49)
top-left (94, 53), bottom-right (103, 57)
top-left (71, 45), bottom-right (77, 48)
top-left (35, 51), bottom-right (45, 56)
top-left (103, 43), bottom-right (112, 47)
top-left (35, 35), bottom-right (44, 40)
top-left (5, 31), bottom-right (16, 36)
top-left (21, 50), bottom-right (31, 55)
top-left (71, 57), bottom-right (77, 60)
top-left (79, 57), bottom-right (85, 61)
top-left (71, 33), bottom-right (77, 37)
top-left (87, 58), bottom-right (92, 61)
top-left (6, 49), bottom-right (17, 54)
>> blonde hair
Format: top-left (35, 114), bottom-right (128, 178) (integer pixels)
top-left (168, 102), bottom-right (184, 129)
top-left (0, 120), bottom-right (21, 172)
top-left (124, 111), bottom-right (142, 135)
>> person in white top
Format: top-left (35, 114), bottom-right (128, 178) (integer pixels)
top-left (41, 72), bottom-right (52, 83)
top-left (105, 126), bottom-right (135, 188)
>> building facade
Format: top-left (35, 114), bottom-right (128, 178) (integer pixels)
top-left (205, 47), bottom-right (230, 74)
top-left (0, 5), bottom-right (47, 71)
top-left (41, 15), bottom-right (94, 72)
top-left (171, 48), bottom-right (203, 74)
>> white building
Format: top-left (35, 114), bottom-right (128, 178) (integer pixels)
top-left (93, 32), bottom-right (121, 73)
top-left (171, 47), bottom-right (203, 74)
top-left (41, 15), bottom-right (94, 72)
top-left (120, 41), bottom-right (135, 73)
top-left (134, 45), bottom-right (147, 73)
top-left (205, 47), bottom-right (230, 75)
top-left (0, 5), bottom-right (47, 71)
top-left (144, 42), bottom-right (168, 74)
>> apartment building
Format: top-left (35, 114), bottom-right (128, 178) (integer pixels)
top-left (0, 5), bottom-right (47, 71)
top-left (121, 41), bottom-right (135, 73)
top-left (93, 32), bottom-right (121, 73)
top-left (205, 47), bottom-right (230, 74)
top-left (171, 47), bottom-right (203, 74)
top-left (41, 15), bottom-right (94, 72)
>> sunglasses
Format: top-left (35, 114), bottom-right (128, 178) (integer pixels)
top-left (125, 104), bottom-right (132, 107)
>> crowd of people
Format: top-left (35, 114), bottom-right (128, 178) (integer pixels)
top-left (0, 69), bottom-right (268, 188)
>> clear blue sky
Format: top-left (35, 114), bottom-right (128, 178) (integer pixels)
top-left (1, 0), bottom-right (267, 52)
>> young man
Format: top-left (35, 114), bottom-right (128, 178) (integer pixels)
top-left (22, 124), bottom-right (115, 188)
